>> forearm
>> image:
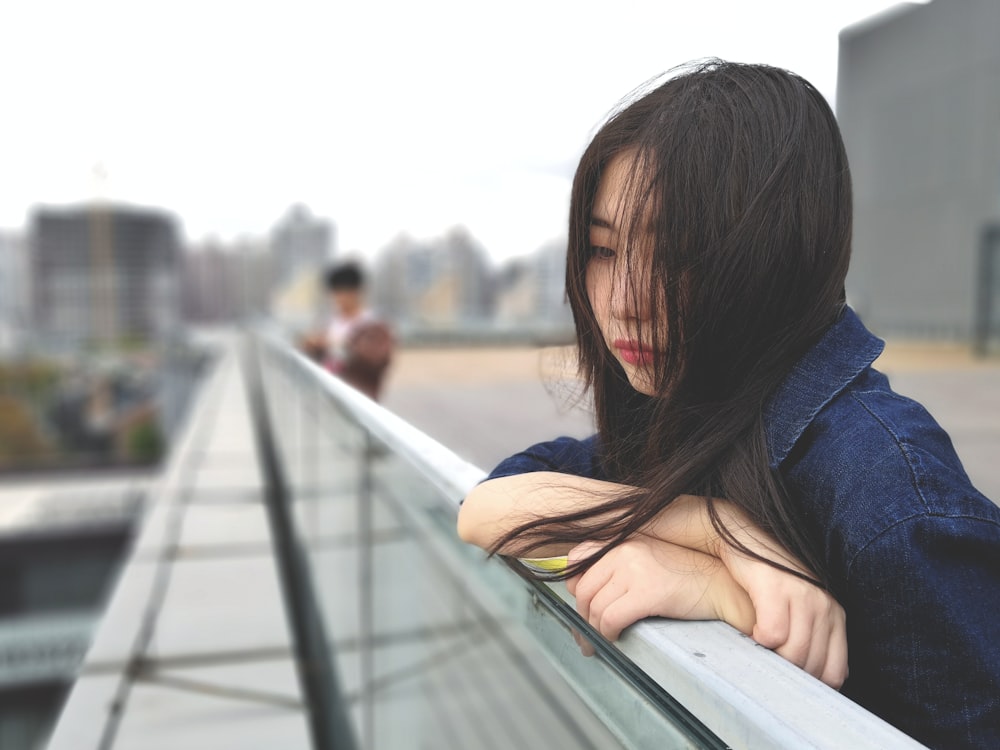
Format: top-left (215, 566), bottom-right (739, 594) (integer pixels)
top-left (459, 472), bottom-right (753, 558)
top-left (458, 470), bottom-right (802, 578)
top-left (457, 472), bottom-right (630, 555)
top-left (645, 495), bottom-right (805, 574)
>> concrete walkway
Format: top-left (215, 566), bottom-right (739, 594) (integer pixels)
top-left (49, 342), bottom-right (310, 750)
top-left (383, 342), bottom-right (1000, 502)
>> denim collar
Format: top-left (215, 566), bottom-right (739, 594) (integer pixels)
top-left (763, 307), bottom-right (885, 469)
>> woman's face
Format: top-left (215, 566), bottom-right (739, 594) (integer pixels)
top-left (586, 151), bottom-right (659, 396)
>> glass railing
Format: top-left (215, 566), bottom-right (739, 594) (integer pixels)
top-left (247, 331), bottom-right (928, 750)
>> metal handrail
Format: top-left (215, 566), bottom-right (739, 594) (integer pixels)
top-left (253, 331), bottom-right (928, 750)
top-left (242, 335), bottom-right (358, 750)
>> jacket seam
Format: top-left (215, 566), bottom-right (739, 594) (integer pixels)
top-left (849, 391), bottom-right (932, 514)
top-left (845, 511), bottom-right (1000, 581)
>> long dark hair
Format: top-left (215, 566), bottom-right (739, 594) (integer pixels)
top-left (494, 60), bottom-right (853, 586)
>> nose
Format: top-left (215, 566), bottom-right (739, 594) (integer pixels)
top-left (609, 257), bottom-right (651, 322)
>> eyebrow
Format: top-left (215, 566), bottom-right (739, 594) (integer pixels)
top-left (590, 216), bottom-right (614, 230)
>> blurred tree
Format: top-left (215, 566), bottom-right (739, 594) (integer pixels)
top-left (0, 395), bottom-right (52, 468)
top-left (0, 361), bottom-right (60, 402)
top-left (124, 417), bottom-right (164, 465)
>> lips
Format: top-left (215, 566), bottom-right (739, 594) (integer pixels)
top-left (613, 339), bottom-right (655, 366)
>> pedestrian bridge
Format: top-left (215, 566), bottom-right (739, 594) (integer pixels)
top-left (47, 331), bottom-right (927, 749)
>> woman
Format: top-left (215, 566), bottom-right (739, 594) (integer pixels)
top-left (457, 60), bottom-right (1000, 749)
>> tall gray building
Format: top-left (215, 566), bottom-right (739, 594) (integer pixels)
top-left (371, 227), bottom-right (495, 325)
top-left (495, 238), bottom-right (572, 327)
top-left (270, 204), bottom-right (336, 286)
top-left (30, 205), bottom-right (181, 349)
top-left (838, 0), bottom-right (1000, 339)
top-left (181, 239), bottom-right (274, 323)
top-left (0, 231), bottom-right (28, 354)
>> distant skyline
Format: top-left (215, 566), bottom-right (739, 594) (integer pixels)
top-left (1, 1), bottom-right (926, 262)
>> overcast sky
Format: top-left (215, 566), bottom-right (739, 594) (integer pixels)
top-left (0, 1), bottom-right (922, 263)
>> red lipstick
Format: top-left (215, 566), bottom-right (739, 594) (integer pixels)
top-left (613, 339), bottom-right (654, 366)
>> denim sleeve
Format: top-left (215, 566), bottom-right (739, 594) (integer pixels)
top-left (485, 434), bottom-right (606, 481)
top-left (844, 513), bottom-right (1000, 750)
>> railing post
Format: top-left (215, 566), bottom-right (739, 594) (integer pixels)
top-left (357, 431), bottom-right (375, 750)
top-left (304, 374), bottom-right (320, 544)
top-left (242, 334), bottom-right (359, 750)
top-left (974, 223), bottom-right (999, 357)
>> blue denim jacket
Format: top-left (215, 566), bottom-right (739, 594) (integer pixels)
top-left (487, 308), bottom-right (1000, 749)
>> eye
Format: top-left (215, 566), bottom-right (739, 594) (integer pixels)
top-left (589, 245), bottom-right (616, 261)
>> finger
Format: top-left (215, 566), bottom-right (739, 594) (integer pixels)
top-left (801, 613), bottom-right (831, 680)
top-left (773, 604), bottom-right (814, 670)
top-left (774, 627), bottom-right (812, 671)
top-left (821, 611), bottom-right (849, 689)
top-left (598, 593), bottom-right (653, 641)
top-left (565, 574), bottom-right (580, 597)
top-left (566, 540), bottom-right (603, 598)
top-left (584, 576), bottom-right (624, 635)
top-left (572, 563), bottom-right (614, 625)
top-left (797, 595), bottom-right (841, 682)
top-left (752, 598), bottom-right (792, 651)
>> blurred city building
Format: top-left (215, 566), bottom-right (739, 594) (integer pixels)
top-left (269, 268), bottom-right (325, 331)
top-left (838, 0), bottom-right (1000, 342)
top-left (180, 241), bottom-right (244, 324)
top-left (270, 204), bottom-right (336, 287)
top-left (0, 204), bottom-right (217, 476)
top-left (181, 238), bottom-right (273, 324)
top-left (0, 231), bottom-right (29, 355)
top-left (372, 227), bottom-right (495, 327)
top-left (268, 204), bottom-right (337, 328)
top-left (29, 205), bottom-right (181, 352)
top-left (370, 233), bottom-right (422, 322)
top-left (495, 237), bottom-right (572, 326)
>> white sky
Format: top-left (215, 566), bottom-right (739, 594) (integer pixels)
top-left (0, 1), bottom-right (923, 263)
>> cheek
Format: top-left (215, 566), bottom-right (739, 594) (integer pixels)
top-left (585, 271), bottom-right (597, 308)
top-left (585, 264), bottom-right (610, 321)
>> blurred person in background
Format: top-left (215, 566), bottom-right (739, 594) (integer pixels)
top-left (301, 261), bottom-right (394, 401)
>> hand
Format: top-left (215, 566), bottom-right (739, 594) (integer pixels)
top-left (644, 497), bottom-right (849, 689)
top-left (718, 540), bottom-right (848, 689)
top-left (565, 536), bottom-right (755, 644)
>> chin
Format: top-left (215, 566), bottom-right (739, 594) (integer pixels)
top-left (624, 372), bottom-right (657, 396)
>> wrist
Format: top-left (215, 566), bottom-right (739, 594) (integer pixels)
top-left (708, 499), bottom-right (753, 560)
top-left (646, 494), bottom-right (719, 555)
top-left (709, 571), bottom-right (756, 635)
